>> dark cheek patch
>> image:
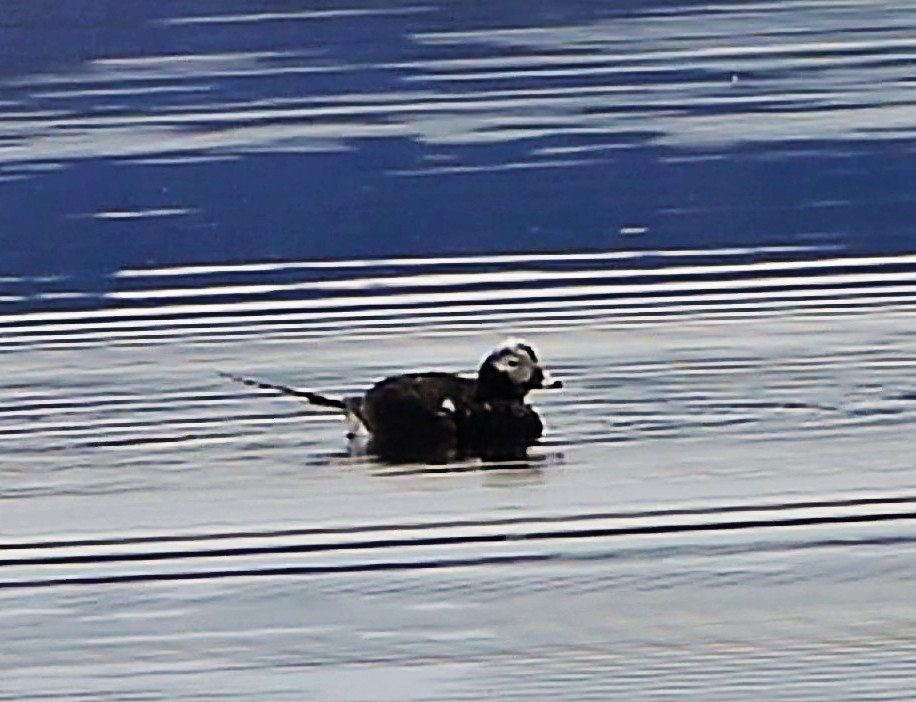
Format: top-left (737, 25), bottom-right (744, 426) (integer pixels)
top-left (518, 343), bottom-right (538, 363)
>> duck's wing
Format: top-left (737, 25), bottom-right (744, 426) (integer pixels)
top-left (360, 372), bottom-right (475, 438)
top-left (366, 373), bottom-right (476, 415)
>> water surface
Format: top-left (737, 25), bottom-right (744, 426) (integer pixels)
top-left (2, 1), bottom-right (916, 700)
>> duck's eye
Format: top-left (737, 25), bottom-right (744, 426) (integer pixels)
top-left (506, 359), bottom-right (520, 368)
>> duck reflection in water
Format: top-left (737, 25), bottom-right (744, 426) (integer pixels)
top-left (221, 338), bottom-right (562, 464)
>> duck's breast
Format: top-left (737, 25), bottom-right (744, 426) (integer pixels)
top-left (461, 401), bottom-right (544, 456)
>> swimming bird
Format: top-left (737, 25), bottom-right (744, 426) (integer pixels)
top-left (221, 338), bottom-right (562, 462)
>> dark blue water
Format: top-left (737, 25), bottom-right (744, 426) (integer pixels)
top-left (3, 2), bottom-right (916, 700)
top-left (2, 0), bottom-right (916, 283)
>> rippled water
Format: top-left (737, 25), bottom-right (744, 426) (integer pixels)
top-left (3, 1), bottom-right (916, 700)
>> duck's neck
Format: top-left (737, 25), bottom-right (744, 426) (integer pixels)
top-left (474, 364), bottom-right (527, 403)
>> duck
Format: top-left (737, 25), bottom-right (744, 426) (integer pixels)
top-left (221, 338), bottom-right (562, 463)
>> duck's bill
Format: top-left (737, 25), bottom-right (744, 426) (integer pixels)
top-left (531, 368), bottom-right (563, 390)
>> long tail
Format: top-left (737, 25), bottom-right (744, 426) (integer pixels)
top-left (218, 371), bottom-right (347, 410)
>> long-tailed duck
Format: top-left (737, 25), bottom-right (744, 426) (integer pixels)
top-left (221, 338), bottom-right (562, 462)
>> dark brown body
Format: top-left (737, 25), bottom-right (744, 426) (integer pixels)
top-left (354, 372), bottom-right (544, 462)
top-left (222, 338), bottom-right (559, 464)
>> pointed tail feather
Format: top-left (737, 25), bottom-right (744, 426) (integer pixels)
top-left (218, 371), bottom-right (347, 410)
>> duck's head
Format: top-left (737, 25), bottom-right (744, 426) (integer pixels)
top-left (475, 338), bottom-right (563, 402)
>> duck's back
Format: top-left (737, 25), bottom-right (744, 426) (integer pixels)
top-left (359, 372), bottom-right (476, 445)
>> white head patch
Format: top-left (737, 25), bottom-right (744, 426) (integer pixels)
top-left (486, 337), bottom-right (538, 364)
top-left (483, 337), bottom-right (541, 387)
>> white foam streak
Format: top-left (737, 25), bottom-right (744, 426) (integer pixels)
top-left (94, 208), bottom-right (191, 221)
top-left (106, 253), bottom-right (916, 301)
top-left (161, 7), bottom-right (430, 26)
top-left (1, 271), bottom-right (898, 326)
top-left (407, 52), bottom-right (916, 83)
top-left (5, 293), bottom-right (916, 349)
top-left (406, 36), bottom-right (916, 69)
top-left (390, 157), bottom-right (599, 176)
top-left (114, 246), bottom-right (826, 279)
